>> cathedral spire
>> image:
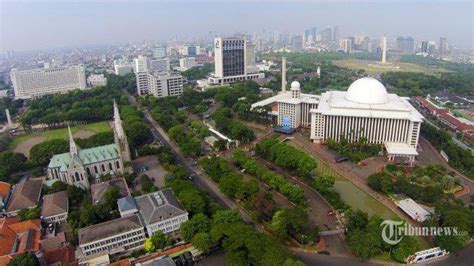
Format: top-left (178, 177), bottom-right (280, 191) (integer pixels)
top-left (113, 100), bottom-right (125, 138)
top-left (68, 124), bottom-right (79, 156)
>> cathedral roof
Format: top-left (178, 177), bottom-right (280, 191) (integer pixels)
top-left (48, 143), bottom-right (120, 171)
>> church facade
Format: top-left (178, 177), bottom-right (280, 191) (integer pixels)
top-left (47, 101), bottom-right (132, 189)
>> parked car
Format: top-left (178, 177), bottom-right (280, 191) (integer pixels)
top-left (334, 156), bottom-right (349, 163)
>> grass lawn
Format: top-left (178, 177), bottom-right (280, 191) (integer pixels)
top-left (10, 121), bottom-right (111, 150)
top-left (333, 59), bottom-right (449, 75)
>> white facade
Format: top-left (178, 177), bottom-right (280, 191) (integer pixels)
top-left (134, 56), bottom-right (149, 73)
top-left (11, 65), bottom-right (87, 99)
top-left (148, 73), bottom-right (184, 98)
top-left (44, 212), bottom-right (68, 224)
top-left (145, 213), bottom-right (188, 236)
top-left (79, 215), bottom-right (145, 257)
top-left (87, 74), bottom-right (107, 87)
top-left (179, 57), bottom-right (197, 69)
top-left (136, 72), bottom-right (150, 95)
top-left (114, 61), bottom-right (134, 76)
top-left (310, 78), bottom-right (423, 150)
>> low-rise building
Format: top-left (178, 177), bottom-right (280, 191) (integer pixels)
top-left (41, 191), bottom-right (69, 223)
top-left (0, 217), bottom-right (42, 265)
top-left (90, 178), bottom-right (130, 205)
top-left (5, 178), bottom-right (42, 217)
top-left (118, 196), bottom-right (138, 217)
top-left (78, 214), bottom-right (145, 257)
top-left (135, 189), bottom-right (188, 236)
top-left (0, 181), bottom-right (11, 212)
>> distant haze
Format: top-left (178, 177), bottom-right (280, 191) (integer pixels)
top-left (0, 0), bottom-right (473, 52)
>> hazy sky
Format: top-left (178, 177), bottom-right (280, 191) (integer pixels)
top-left (1, 0), bottom-right (473, 52)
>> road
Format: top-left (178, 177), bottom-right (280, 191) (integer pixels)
top-left (143, 110), bottom-right (258, 226)
top-left (422, 113), bottom-right (473, 153)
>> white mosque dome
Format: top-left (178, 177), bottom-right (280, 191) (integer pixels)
top-left (291, 81), bottom-right (300, 90)
top-left (345, 77), bottom-right (389, 104)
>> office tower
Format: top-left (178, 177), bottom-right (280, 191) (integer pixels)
top-left (256, 38), bottom-right (265, 51)
top-left (382, 34), bottom-right (387, 63)
top-left (11, 65), bottom-right (86, 99)
top-left (421, 41), bottom-right (428, 53)
top-left (246, 42), bottom-right (256, 65)
top-left (304, 29), bottom-right (311, 43)
top-left (187, 46), bottom-right (197, 57)
top-left (428, 41), bottom-right (436, 56)
top-left (149, 58), bottom-right (170, 73)
top-left (311, 27), bottom-right (317, 43)
top-left (291, 35), bottom-right (304, 52)
top-left (397, 36), bottom-right (415, 54)
top-left (321, 28), bottom-right (332, 43)
top-left (214, 37), bottom-right (246, 78)
top-left (439, 37), bottom-right (448, 58)
top-left (153, 45), bottom-right (167, 59)
top-left (333, 26), bottom-right (340, 42)
top-left (209, 37), bottom-right (264, 85)
top-left (134, 56), bottom-right (149, 73)
top-left (340, 39), bottom-right (352, 53)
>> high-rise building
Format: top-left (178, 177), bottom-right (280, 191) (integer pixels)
top-left (149, 58), bottom-right (170, 73)
top-left (11, 65), bottom-right (87, 99)
top-left (114, 60), bottom-right (134, 76)
top-left (340, 39), bottom-right (352, 53)
top-left (332, 26), bottom-right (339, 42)
top-left (396, 36), bottom-right (415, 54)
top-left (421, 41), bottom-right (428, 54)
top-left (179, 57), bottom-right (197, 69)
top-left (291, 35), bottom-right (304, 52)
top-left (148, 73), bottom-right (184, 98)
top-left (428, 41), bottom-right (437, 56)
top-left (153, 45), bottom-right (167, 59)
top-left (439, 37), bottom-right (448, 58)
top-left (246, 42), bottom-right (256, 65)
top-left (311, 27), bottom-right (317, 43)
top-left (134, 56), bottom-right (149, 73)
top-left (209, 37), bottom-right (264, 85)
top-left (321, 28), bottom-right (332, 43)
top-left (87, 74), bottom-right (107, 88)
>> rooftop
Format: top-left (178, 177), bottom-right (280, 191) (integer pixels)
top-left (385, 142), bottom-right (418, 156)
top-left (345, 77), bottom-right (389, 105)
top-left (6, 178), bottom-right (42, 213)
top-left (396, 198), bottom-right (430, 222)
top-left (41, 191), bottom-right (69, 218)
top-left (78, 214), bottom-right (143, 245)
top-left (117, 196), bottom-right (138, 214)
top-left (0, 181), bottom-right (11, 199)
top-left (90, 178), bottom-right (130, 205)
top-left (0, 217), bottom-right (41, 258)
top-left (135, 189), bottom-right (187, 226)
top-left (48, 143), bottom-right (120, 171)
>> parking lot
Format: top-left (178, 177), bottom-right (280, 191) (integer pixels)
top-left (132, 156), bottom-right (169, 189)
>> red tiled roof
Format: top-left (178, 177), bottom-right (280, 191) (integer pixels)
top-left (0, 181), bottom-right (11, 198)
top-left (0, 217), bottom-right (41, 260)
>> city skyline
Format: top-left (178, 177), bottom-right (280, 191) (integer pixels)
top-left (1, 0), bottom-right (473, 53)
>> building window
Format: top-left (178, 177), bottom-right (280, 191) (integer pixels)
top-left (116, 161), bottom-right (120, 169)
top-left (101, 164), bottom-right (106, 172)
top-left (94, 166), bottom-right (98, 174)
top-left (109, 162), bottom-right (113, 171)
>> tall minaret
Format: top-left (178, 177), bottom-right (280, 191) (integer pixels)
top-left (113, 100), bottom-right (125, 138)
top-left (382, 34), bottom-right (387, 64)
top-left (281, 57), bottom-right (287, 92)
top-left (68, 125), bottom-right (79, 157)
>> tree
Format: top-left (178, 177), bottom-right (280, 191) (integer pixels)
top-left (346, 229), bottom-right (381, 260)
top-left (7, 253), bottom-right (39, 266)
top-left (30, 139), bottom-right (68, 166)
top-left (192, 232), bottom-right (212, 253)
top-left (180, 213), bottom-right (211, 242)
top-left (178, 189), bottom-right (207, 216)
top-left (391, 236), bottom-right (419, 262)
top-left (104, 186), bottom-right (121, 208)
top-left (367, 173), bottom-right (393, 194)
top-left (17, 207), bottom-right (41, 221)
top-left (313, 174), bottom-right (335, 193)
top-left (212, 210), bottom-right (242, 226)
top-left (151, 230), bottom-right (171, 250)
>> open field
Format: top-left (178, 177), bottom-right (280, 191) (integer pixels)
top-left (11, 121), bottom-right (111, 157)
top-left (333, 59), bottom-right (449, 75)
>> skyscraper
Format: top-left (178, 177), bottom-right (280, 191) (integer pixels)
top-left (209, 37), bottom-right (264, 85)
top-left (152, 45), bottom-right (167, 59)
top-left (332, 26), bottom-right (339, 42)
top-left (291, 35), bottom-right (304, 52)
top-left (421, 41), bottom-right (428, 54)
top-left (439, 37), bottom-right (448, 58)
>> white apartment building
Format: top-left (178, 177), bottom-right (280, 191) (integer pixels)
top-left (87, 74), bottom-right (107, 87)
top-left (137, 72), bottom-right (184, 98)
top-left (149, 58), bottom-right (170, 73)
top-left (11, 65), bottom-right (87, 99)
top-left (179, 57), bottom-right (197, 70)
top-left (78, 214), bottom-right (145, 257)
top-left (134, 56), bottom-right (149, 73)
top-left (135, 189), bottom-right (189, 236)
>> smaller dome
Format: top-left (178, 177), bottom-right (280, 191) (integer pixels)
top-left (345, 77), bottom-right (389, 104)
top-left (291, 81), bottom-right (300, 90)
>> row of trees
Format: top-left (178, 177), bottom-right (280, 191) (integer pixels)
top-left (0, 151), bottom-right (27, 183)
top-left (255, 136), bottom-right (317, 177)
top-left (312, 174), bottom-right (348, 211)
top-left (199, 155), bottom-right (259, 203)
top-left (212, 107), bottom-right (256, 143)
top-left (421, 123), bottom-right (473, 177)
top-left (181, 63), bottom-right (214, 80)
top-left (119, 105), bottom-right (152, 149)
top-left (232, 149), bottom-right (305, 204)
